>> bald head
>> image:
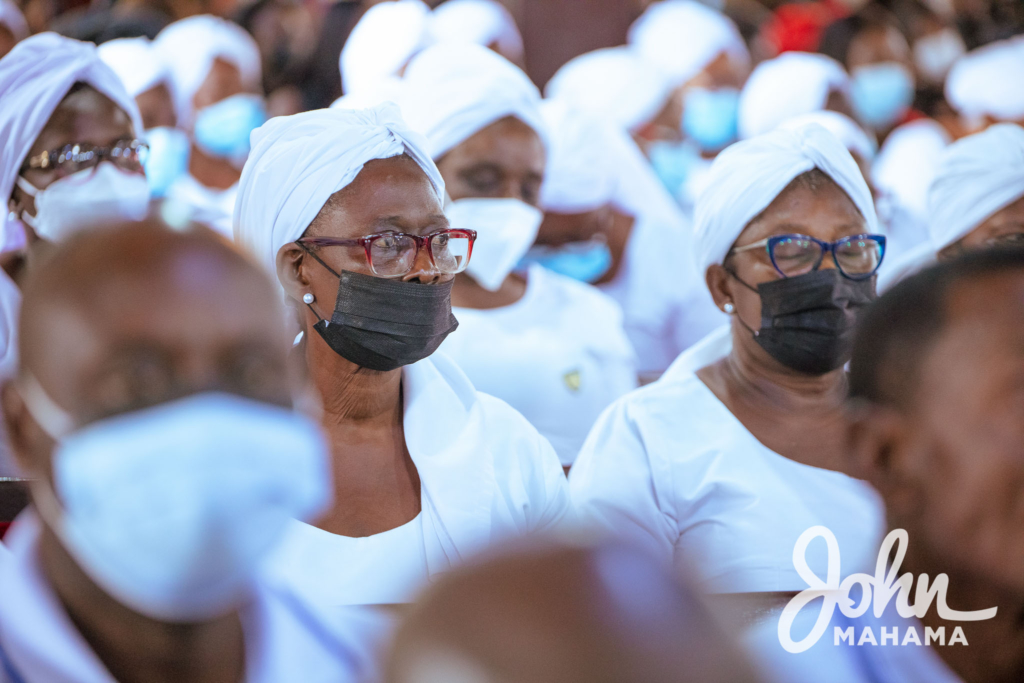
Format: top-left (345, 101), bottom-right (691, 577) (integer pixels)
top-left (386, 542), bottom-right (759, 683)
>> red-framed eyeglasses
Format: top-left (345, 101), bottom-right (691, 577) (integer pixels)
top-left (296, 228), bottom-right (477, 278)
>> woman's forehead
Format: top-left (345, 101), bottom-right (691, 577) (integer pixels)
top-left (740, 177), bottom-right (866, 243)
top-left (32, 86), bottom-right (133, 154)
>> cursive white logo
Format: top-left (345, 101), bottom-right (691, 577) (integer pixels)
top-left (777, 526), bottom-right (998, 653)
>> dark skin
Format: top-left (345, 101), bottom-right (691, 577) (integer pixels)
top-left (436, 116), bottom-right (545, 310)
top-left (940, 195), bottom-right (1024, 259)
top-left (135, 82), bottom-right (177, 130)
top-left (534, 206), bottom-right (635, 285)
top-left (698, 176), bottom-right (867, 472)
top-left (275, 155), bottom-right (449, 538)
top-left (0, 25), bottom-right (16, 60)
top-left (2, 220), bottom-right (296, 683)
top-left (847, 271), bottom-right (1024, 683)
top-left (188, 58), bottom-right (250, 191)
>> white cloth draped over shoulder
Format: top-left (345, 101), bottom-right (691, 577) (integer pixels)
top-left (264, 353), bottom-right (573, 605)
top-left (569, 326), bottom-right (886, 593)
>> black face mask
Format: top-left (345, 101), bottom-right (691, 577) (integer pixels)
top-left (730, 268), bottom-right (877, 375)
top-left (301, 251), bottom-right (458, 372)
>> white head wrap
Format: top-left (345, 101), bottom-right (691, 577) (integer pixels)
top-left (544, 46), bottom-right (672, 133)
top-left (0, 0), bottom-right (28, 41)
top-left (777, 111), bottom-right (875, 162)
top-left (233, 103), bottom-right (444, 278)
top-left (153, 15), bottom-right (262, 128)
top-left (400, 42), bottom-right (546, 159)
top-left (330, 75), bottom-right (406, 112)
top-left (871, 119), bottom-right (950, 221)
top-left (0, 33), bottom-right (143, 239)
top-left (945, 36), bottom-right (1024, 124)
top-left (627, 0), bottom-right (749, 88)
top-left (539, 100), bottom-right (617, 213)
top-left (97, 37), bottom-right (168, 99)
top-left (738, 52), bottom-right (850, 140)
top-left (927, 123), bottom-right (1024, 249)
top-left (430, 0), bottom-right (523, 63)
top-left (694, 123), bottom-right (877, 276)
top-left (340, 0), bottom-right (431, 95)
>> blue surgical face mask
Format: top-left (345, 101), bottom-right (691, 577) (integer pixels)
top-left (143, 127), bottom-right (190, 197)
top-left (682, 87), bottom-right (740, 152)
top-left (519, 238), bottom-right (613, 283)
top-left (646, 139), bottom-right (703, 201)
top-left (193, 94), bottom-right (267, 167)
top-left (850, 63), bottom-right (915, 129)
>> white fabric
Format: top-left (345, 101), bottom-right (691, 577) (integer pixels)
top-left (340, 0), bottom-right (431, 95)
top-left (0, 511), bottom-right (385, 682)
top-left (448, 197), bottom-right (542, 292)
top-left (694, 123), bottom-right (878, 277)
top-left (544, 46), bottom-right (672, 133)
top-left (233, 104), bottom-right (443, 278)
top-left (569, 328), bottom-right (886, 593)
top-left (627, 0), bottom-right (749, 87)
top-left (401, 42), bottom-right (546, 159)
top-left (0, 268), bottom-right (21, 383)
top-left (429, 0), bottom-right (523, 63)
top-left (264, 354), bottom-right (573, 605)
top-left (0, 33), bottom-right (143, 243)
top-left (927, 122), bottom-right (1024, 248)
top-left (0, 0), bottom-right (28, 41)
top-left (153, 15), bottom-right (262, 128)
top-left (165, 174), bottom-right (238, 238)
top-left (871, 118), bottom-right (951, 223)
top-left (96, 37), bottom-right (167, 99)
top-left (330, 76), bottom-right (406, 112)
top-left (440, 264), bottom-right (637, 466)
top-left (738, 52), bottom-right (850, 140)
top-left (777, 111), bottom-right (876, 162)
top-left (945, 35), bottom-right (1024, 124)
top-left (539, 100), bottom-right (618, 213)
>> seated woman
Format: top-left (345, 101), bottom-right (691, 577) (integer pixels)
top-left (234, 104), bottom-right (571, 607)
top-left (570, 124), bottom-right (886, 593)
top-left (399, 43), bottom-right (637, 467)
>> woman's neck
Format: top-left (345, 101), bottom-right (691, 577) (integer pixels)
top-left (188, 146), bottom-right (241, 192)
top-left (303, 330), bottom-right (403, 426)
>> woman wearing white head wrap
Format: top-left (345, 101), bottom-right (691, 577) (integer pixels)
top-left (738, 52), bottom-right (851, 140)
top-left (429, 0), bottom-right (524, 65)
top-left (235, 103), bottom-right (570, 606)
top-left (340, 0), bottom-right (430, 96)
top-left (945, 36), bottom-right (1024, 129)
top-left (400, 43), bottom-right (637, 466)
top-left (571, 123), bottom-right (886, 593)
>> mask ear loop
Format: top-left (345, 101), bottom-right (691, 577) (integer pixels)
top-left (295, 242), bottom-right (338, 327)
top-left (14, 176), bottom-right (41, 229)
top-left (723, 265), bottom-right (762, 338)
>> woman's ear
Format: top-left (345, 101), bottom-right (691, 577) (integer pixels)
top-left (705, 263), bottom-right (733, 312)
top-left (276, 242), bottom-right (310, 304)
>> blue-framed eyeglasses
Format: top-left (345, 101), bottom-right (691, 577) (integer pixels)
top-left (730, 233), bottom-right (886, 280)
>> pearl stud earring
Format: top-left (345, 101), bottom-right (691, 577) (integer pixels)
top-left (723, 302), bottom-right (734, 313)
top-left (303, 293), bottom-right (315, 304)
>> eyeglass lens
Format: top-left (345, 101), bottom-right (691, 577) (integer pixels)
top-left (367, 232), bottom-right (473, 277)
top-left (771, 236), bottom-right (883, 278)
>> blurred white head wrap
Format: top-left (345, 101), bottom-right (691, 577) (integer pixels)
top-left (401, 42), bottom-right (545, 159)
top-left (627, 0), bottom-right (749, 87)
top-left (777, 110), bottom-right (875, 162)
top-left (544, 46), bottom-right (672, 133)
top-left (153, 15), bottom-right (262, 128)
top-left (539, 100), bottom-right (617, 213)
top-left (871, 119), bottom-right (950, 221)
top-left (330, 75), bottom-right (406, 112)
top-left (234, 103), bottom-right (443, 278)
top-left (694, 123), bottom-right (877, 276)
top-left (945, 36), bottom-right (1024, 124)
top-left (738, 52), bottom-right (849, 140)
top-left (0, 33), bottom-right (142, 239)
top-left (927, 123), bottom-right (1024, 249)
top-left (97, 37), bottom-right (168, 99)
top-left (0, 0), bottom-right (28, 41)
top-left (430, 0), bottom-right (523, 63)
top-left (340, 0), bottom-right (431, 95)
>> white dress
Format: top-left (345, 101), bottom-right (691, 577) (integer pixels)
top-left (0, 512), bottom-right (384, 683)
top-left (263, 353), bottom-right (573, 606)
top-left (164, 173), bottom-right (237, 237)
top-left (439, 264), bottom-right (637, 466)
top-left (569, 326), bottom-right (885, 593)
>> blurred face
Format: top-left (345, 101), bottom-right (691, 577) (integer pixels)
top-left (0, 25), bottom-right (16, 59)
top-left (940, 195), bottom-right (1024, 258)
top-left (135, 82), bottom-right (177, 130)
top-left (847, 24), bottom-right (913, 71)
top-left (535, 206), bottom-right (613, 246)
top-left (435, 116), bottom-right (545, 207)
top-left (192, 57), bottom-right (246, 112)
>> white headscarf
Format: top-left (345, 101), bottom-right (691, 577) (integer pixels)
top-left (777, 111), bottom-right (876, 162)
top-left (945, 36), bottom-right (1024, 124)
top-left (430, 0), bottom-right (523, 63)
top-left (0, 0), bottom-right (28, 41)
top-left (627, 0), bottom-right (749, 88)
top-left (400, 42), bottom-right (546, 159)
top-left (738, 52), bottom-right (849, 140)
top-left (0, 33), bottom-right (143, 240)
top-left (233, 103), bottom-right (443, 279)
top-left (927, 123), bottom-right (1024, 249)
top-left (153, 15), bottom-right (262, 128)
top-left (97, 37), bottom-right (168, 99)
top-left (694, 123), bottom-right (877, 276)
top-left (544, 46), bottom-right (672, 133)
top-left (340, 0), bottom-right (431, 95)
top-left (871, 119), bottom-right (951, 221)
top-left (539, 100), bottom-right (617, 213)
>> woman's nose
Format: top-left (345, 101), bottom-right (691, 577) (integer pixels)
top-left (402, 245), bottom-right (443, 284)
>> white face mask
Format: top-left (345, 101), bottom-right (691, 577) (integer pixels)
top-left (16, 162), bottom-right (150, 242)
top-left (445, 197), bottom-right (542, 292)
top-left (913, 29), bottom-right (966, 85)
top-left (21, 378), bottom-right (331, 622)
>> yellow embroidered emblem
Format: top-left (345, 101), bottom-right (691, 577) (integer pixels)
top-left (563, 369), bottom-right (581, 392)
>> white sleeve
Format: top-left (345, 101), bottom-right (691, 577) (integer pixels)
top-left (569, 397), bottom-right (677, 563)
